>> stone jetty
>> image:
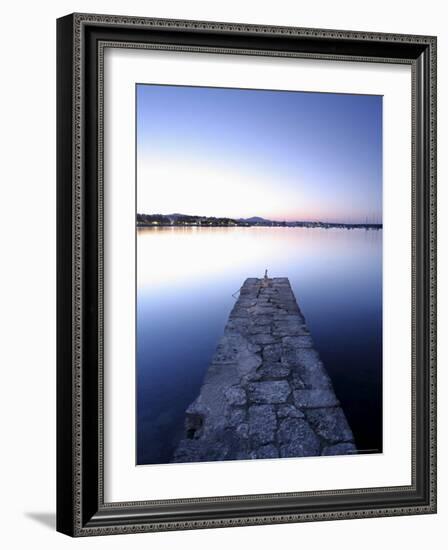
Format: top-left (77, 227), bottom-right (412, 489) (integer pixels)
top-left (172, 277), bottom-right (356, 463)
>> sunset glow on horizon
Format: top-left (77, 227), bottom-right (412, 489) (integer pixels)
top-left (137, 84), bottom-right (382, 224)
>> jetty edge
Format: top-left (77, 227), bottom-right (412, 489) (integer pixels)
top-left (172, 277), bottom-right (356, 462)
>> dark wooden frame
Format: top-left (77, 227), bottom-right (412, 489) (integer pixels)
top-left (57, 13), bottom-right (437, 537)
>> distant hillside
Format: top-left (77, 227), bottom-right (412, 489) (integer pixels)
top-left (240, 216), bottom-right (272, 224)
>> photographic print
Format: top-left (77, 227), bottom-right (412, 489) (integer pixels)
top-left (136, 84), bottom-right (383, 465)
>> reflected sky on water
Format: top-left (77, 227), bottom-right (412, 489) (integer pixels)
top-left (137, 226), bottom-right (382, 465)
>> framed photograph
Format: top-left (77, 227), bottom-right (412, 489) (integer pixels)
top-left (57, 13), bottom-right (437, 536)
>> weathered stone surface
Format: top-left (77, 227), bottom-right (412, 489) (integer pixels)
top-left (228, 408), bottom-right (246, 427)
top-left (256, 362), bottom-right (290, 379)
top-left (282, 335), bottom-right (314, 349)
top-left (250, 305), bottom-right (277, 316)
top-left (251, 333), bottom-right (278, 345)
top-left (293, 389), bottom-right (339, 408)
top-left (236, 423), bottom-right (249, 439)
top-left (277, 404), bottom-right (305, 419)
top-left (263, 343), bottom-right (282, 362)
top-left (291, 371), bottom-right (306, 389)
top-left (272, 321), bottom-right (309, 337)
top-left (248, 324), bottom-right (270, 335)
top-left (172, 277), bottom-right (356, 463)
top-left (235, 450), bottom-right (256, 460)
top-left (256, 444), bottom-right (279, 459)
top-left (252, 315), bottom-right (273, 326)
top-left (278, 418), bottom-right (321, 457)
top-left (306, 407), bottom-right (354, 443)
top-left (248, 404), bottom-right (277, 445)
top-left (225, 386), bottom-right (247, 406)
top-left (283, 348), bottom-right (333, 389)
top-left (247, 381), bottom-right (291, 403)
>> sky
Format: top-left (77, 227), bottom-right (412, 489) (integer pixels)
top-left (136, 84), bottom-right (382, 224)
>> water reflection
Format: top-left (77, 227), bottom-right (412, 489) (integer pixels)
top-left (137, 227), bottom-right (382, 464)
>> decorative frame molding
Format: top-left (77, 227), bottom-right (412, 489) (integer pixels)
top-left (57, 13), bottom-right (437, 537)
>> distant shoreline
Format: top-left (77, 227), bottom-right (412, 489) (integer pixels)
top-left (137, 213), bottom-right (382, 230)
top-left (137, 223), bottom-right (382, 230)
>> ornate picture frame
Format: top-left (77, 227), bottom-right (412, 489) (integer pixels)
top-left (57, 13), bottom-right (437, 536)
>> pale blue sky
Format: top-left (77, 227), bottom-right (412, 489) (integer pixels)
top-left (137, 84), bottom-right (382, 224)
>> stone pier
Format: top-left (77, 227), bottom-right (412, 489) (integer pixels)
top-left (172, 277), bottom-right (356, 463)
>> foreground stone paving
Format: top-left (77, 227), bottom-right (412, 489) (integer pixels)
top-left (172, 277), bottom-right (356, 462)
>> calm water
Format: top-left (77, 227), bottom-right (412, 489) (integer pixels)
top-left (137, 227), bottom-right (382, 464)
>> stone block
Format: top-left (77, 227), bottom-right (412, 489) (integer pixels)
top-left (247, 381), bottom-right (291, 403)
top-left (293, 389), bottom-right (339, 408)
top-left (248, 404), bottom-right (277, 445)
top-left (306, 407), bottom-right (354, 443)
